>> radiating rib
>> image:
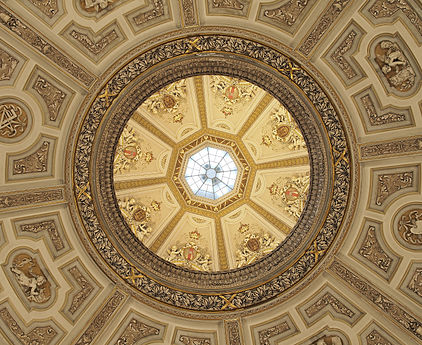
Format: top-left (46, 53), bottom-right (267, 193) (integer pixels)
top-left (193, 76), bottom-right (208, 129)
top-left (247, 200), bottom-right (291, 235)
top-left (256, 155), bottom-right (309, 170)
top-left (149, 209), bottom-right (184, 252)
top-left (114, 177), bottom-right (167, 191)
top-left (237, 93), bottom-right (273, 137)
top-left (215, 217), bottom-right (229, 270)
top-left (132, 111), bottom-right (176, 147)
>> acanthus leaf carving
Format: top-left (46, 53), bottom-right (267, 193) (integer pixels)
top-left (0, 306), bottom-right (58, 345)
top-left (408, 267), bottom-right (422, 298)
top-left (258, 322), bottom-right (289, 345)
top-left (264, 0), bottom-right (308, 26)
top-left (32, 75), bottom-right (66, 121)
top-left (13, 141), bottom-right (50, 175)
top-left (0, 5), bottom-right (95, 88)
top-left (376, 171), bottom-right (413, 206)
top-left (298, 0), bottom-right (351, 56)
top-left (358, 225), bottom-right (392, 273)
top-left (20, 220), bottom-right (64, 252)
top-left (115, 318), bottom-right (159, 344)
top-left (133, 0), bottom-right (165, 25)
top-left (305, 293), bottom-right (355, 319)
top-left (366, 0), bottom-right (422, 40)
top-left (212, 0), bottom-right (244, 10)
top-left (366, 329), bottom-right (393, 345)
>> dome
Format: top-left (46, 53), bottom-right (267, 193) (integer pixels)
top-left (1, 1), bottom-right (421, 344)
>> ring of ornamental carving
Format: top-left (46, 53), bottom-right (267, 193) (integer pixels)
top-left (69, 32), bottom-right (357, 317)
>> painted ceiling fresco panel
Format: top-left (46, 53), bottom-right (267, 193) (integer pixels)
top-left (202, 75), bottom-right (267, 134)
top-left (138, 77), bottom-right (202, 142)
top-left (251, 167), bottom-right (311, 228)
top-left (116, 184), bottom-right (180, 246)
top-left (243, 99), bottom-right (309, 164)
top-left (221, 204), bottom-right (286, 269)
top-left (113, 119), bottom-right (172, 179)
top-left (156, 213), bottom-right (218, 272)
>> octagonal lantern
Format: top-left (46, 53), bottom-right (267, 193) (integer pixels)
top-left (173, 135), bottom-right (250, 212)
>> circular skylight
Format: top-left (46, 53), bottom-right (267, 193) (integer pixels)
top-left (184, 146), bottom-right (238, 200)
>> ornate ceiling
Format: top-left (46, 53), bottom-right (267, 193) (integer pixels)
top-left (0, 0), bottom-right (421, 345)
top-left (113, 76), bottom-right (310, 271)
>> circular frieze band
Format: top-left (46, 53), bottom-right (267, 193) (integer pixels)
top-left (71, 34), bottom-right (353, 315)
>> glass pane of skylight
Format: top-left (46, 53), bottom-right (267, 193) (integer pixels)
top-left (184, 147), bottom-right (238, 200)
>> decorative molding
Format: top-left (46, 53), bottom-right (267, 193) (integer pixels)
top-left (0, 186), bottom-right (65, 213)
top-left (0, 99), bottom-right (32, 143)
top-left (2, 248), bottom-right (58, 311)
top-left (360, 136), bottom-right (422, 160)
top-left (7, 136), bottom-right (56, 181)
top-left (0, 38), bottom-right (26, 86)
top-left (0, 299), bottom-right (64, 345)
top-left (350, 218), bottom-right (400, 281)
top-left (304, 328), bottom-right (349, 345)
top-left (109, 309), bottom-right (165, 345)
top-left (298, 0), bottom-right (352, 57)
top-left (393, 203), bottom-right (422, 249)
top-left (61, 21), bottom-right (126, 63)
top-left (60, 258), bottom-right (102, 324)
top-left (208, 0), bottom-right (250, 17)
top-left (258, 0), bottom-right (316, 34)
top-left (250, 313), bottom-right (298, 345)
top-left (297, 284), bottom-right (364, 326)
top-left (361, 0), bottom-right (422, 44)
top-left (25, 65), bottom-right (74, 127)
top-left (368, 164), bottom-right (420, 212)
top-left (180, 0), bottom-right (198, 26)
top-left (361, 322), bottom-right (399, 345)
top-left (400, 261), bottom-right (422, 307)
top-left (0, 222), bottom-right (5, 250)
top-left (225, 319), bottom-right (243, 345)
top-left (17, 0), bottom-right (64, 26)
top-left (73, 290), bottom-right (126, 345)
top-left (353, 86), bottom-right (413, 133)
top-left (329, 259), bottom-right (422, 341)
top-left (13, 212), bottom-right (71, 259)
top-left (172, 328), bottom-right (217, 345)
top-left (368, 33), bottom-right (421, 97)
top-left (179, 336), bottom-right (211, 345)
top-left (125, 0), bottom-right (171, 34)
top-left (75, 0), bottom-right (131, 19)
top-left (0, 4), bottom-right (96, 88)
top-left (322, 20), bottom-right (366, 88)
top-left (71, 34), bottom-right (352, 315)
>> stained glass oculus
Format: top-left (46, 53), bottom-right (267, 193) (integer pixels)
top-left (184, 146), bottom-right (238, 200)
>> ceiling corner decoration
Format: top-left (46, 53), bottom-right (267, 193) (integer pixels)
top-left (68, 30), bottom-right (357, 317)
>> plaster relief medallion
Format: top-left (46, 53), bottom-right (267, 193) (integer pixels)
top-left (11, 253), bottom-right (51, 303)
top-left (71, 33), bottom-right (354, 315)
top-left (394, 204), bottom-right (422, 249)
top-left (369, 34), bottom-right (421, 97)
top-left (374, 40), bottom-right (415, 92)
top-left (0, 100), bottom-right (32, 142)
top-left (3, 248), bottom-right (57, 310)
